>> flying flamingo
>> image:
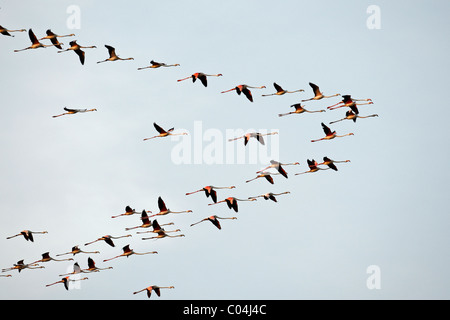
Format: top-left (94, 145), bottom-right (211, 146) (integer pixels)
top-left (228, 131), bottom-right (278, 146)
top-left (6, 230), bottom-right (47, 242)
top-left (311, 122), bottom-right (354, 142)
top-left (56, 245), bottom-right (99, 257)
top-left (185, 185), bottom-right (236, 203)
top-left (103, 245), bottom-right (158, 262)
top-left (317, 156), bottom-right (350, 171)
top-left (83, 257), bottom-right (113, 273)
top-left (208, 197), bottom-right (256, 213)
top-left (141, 229), bottom-right (185, 240)
top-left (136, 219), bottom-right (176, 235)
top-left (278, 103), bottom-right (326, 117)
top-left (52, 107), bottom-right (97, 118)
top-left (143, 122), bottom-right (188, 140)
top-left (221, 84), bottom-right (266, 102)
top-left (112, 205), bottom-right (151, 218)
top-left (84, 234), bottom-right (132, 247)
top-left (149, 196), bottom-right (192, 218)
top-left (59, 262), bottom-right (82, 276)
top-left (248, 192), bottom-right (291, 202)
top-left (177, 72), bottom-right (223, 87)
top-left (246, 172), bottom-right (280, 184)
top-left (133, 285), bottom-right (174, 298)
top-left (46, 276), bottom-right (88, 291)
top-left (138, 60), bottom-right (180, 70)
top-left (295, 159), bottom-right (330, 175)
top-left (57, 40), bottom-right (97, 65)
top-left (302, 82), bottom-right (340, 102)
top-left (329, 109), bottom-right (378, 124)
top-left (2, 260), bottom-right (44, 273)
top-left (0, 274), bottom-right (12, 277)
top-left (0, 25), bottom-right (26, 37)
top-left (125, 210), bottom-right (174, 231)
top-left (256, 160), bottom-right (300, 178)
top-left (32, 252), bottom-right (73, 264)
top-left (13, 29), bottom-right (54, 52)
top-left (327, 95), bottom-right (373, 110)
top-left (262, 82), bottom-right (304, 96)
top-left (190, 215), bottom-right (237, 230)
top-left (97, 45), bottom-right (134, 63)
top-left (39, 29), bottom-right (75, 49)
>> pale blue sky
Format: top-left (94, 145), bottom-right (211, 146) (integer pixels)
top-left (1, 0), bottom-right (449, 299)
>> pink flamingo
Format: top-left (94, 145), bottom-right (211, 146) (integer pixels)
top-left (103, 245), bottom-right (158, 262)
top-left (317, 157), bottom-right (350, 171)
top-left (295, 159), bottom-right (330, 175)
top-left (221, 84), bottom-right (266, 102)
top-left (149, 197), bottom-right (192, 218)
top-left (248, 191), bottom-right (290, 202)
top-left (278, 103), bottom-right (326, 117)
top-left (177, 72), bottom-right (223, 87)
top-left (133, 285), bottom-right (174, 298)
top-left (302, 82), bottom-right (340, 102)
top-left (57, 40), bottom-right (97, 65)
top-left (143, 122), bottom-right (188, 140)
top-left (46, 276), bottom-right (88, 290)
top-left (97, 45), bottom-right (134, 63)
top-left (190, 215), bottom-right (237, 230)
top-left (138, 60), bottom-right (180, 70)
top-left (84, 234), bottom-right (132, 247)
top-left (327, 95), bottom-right (373, 110)
top-left (262, 82), bottom-right (304, 96)
top-left (6, 230), bottom-right (47, 242)
top-left (228, 131), bottom-right (278, 146)
top-left (186, 185), bottom-right (235, 203)
top-left (39, 29), bottom-right (75, 49)
top-left (14, 29), bottom-right (54, 52)
top-left (256, 160), bottom-right (300, 178)
top-left (0, 25), bottom-right (26, 37)
top-left (208, 197), bottom-right (256, 212)
top-left (311, 122), bottom-right (354, 142)
top-left (112, 205), bottom-right (151, 218)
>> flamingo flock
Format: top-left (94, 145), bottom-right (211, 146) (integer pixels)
top-left (1, 10), bottom-right (379, 300)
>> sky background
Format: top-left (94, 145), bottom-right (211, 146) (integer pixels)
top-left (1, 0), bottom-right (449, 300)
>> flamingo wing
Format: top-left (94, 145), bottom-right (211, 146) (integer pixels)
top-left (309, 82), bottom-right (321, 96)
top-left (273, 82), bottom-right (283, 93)
top-left (153, 122), bottom-right (167, 134)
top-left (198, 74), bottom-right (208, 87)
top-left (74, 48), bottom-right (85, 65)
top-left (28, 29), bottom-right (39, 44)
top-left (209, 217), bottom-right (221, 230)
top-left (105, 45), bottom-right (116, 57)
top-left (242, 87), bottom-right (253, 102)
top-left (255, 134), bottom-right (265, 145)
top-left (321, 122), bottom-right (332, 135)
top-left (158, 197), bottom-right (168, 212)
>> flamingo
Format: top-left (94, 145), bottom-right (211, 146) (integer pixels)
top-left (246, 172), bottom-right (280, 184)
top-left (136, 219), bottom-right (176, 234)
top-left (185, 185), bottom-right (236, 203)
top-left (302, 82), bottom-right (340, 102)
top-left (256, 160), bottom-right (300, 178)
top-left (133, 285), bottom-right (174, 298)
top-left (126, 210), bottom-right (174, 231)
top-left (97, 45), bottom-right (134, 63)
top-left (84, 234), bottom-right (132, 247)
top-left (149, 196), bottom-right (192, 217)
top-left (103, 245), bottom-right (158, 262)
top-left (295, 159), bottom-right (330, 175)
top-left (190, 215), bottom-right (237, 230)
top-left (13, 29), bottom-right (54, 52)
top-left (327, 95), bottom-right (373, 110)
top-left (111, 205), bottom-right (151, 218)
top-left (228, 131), bottom-right (278, 146)
top-left (32, 252), bottom-right (73, 264)
top-left (317, 156), bottom-right (350, 171)
top-left (208, 197), bottom-right (256, 212)
top-left (58, 262), bottom-right (82, 276)
top-left (6, 230), bottom-right (47, 242)
top-left (311, 122), bottom-right (354, 142)
top-left (262, 82), bottom-right (304, 96)
top-left (249, 191), bottom-right (291, 202)
top-left (329, 109), bottom-right (378, 124)
top-left (57, 40), bottom-right (97, 65)
top-left (39, 29), bottom-right (75, 49)
top-left (278, 103), bottom-right (326, 117)
top-left (144, 122), bottom-right (188, 140)
top-left (52, 107), bottom-right (97, 118)
top-left (83, 257), bottom-right (113, 273)
top-left (221, 84), bottom-right (266, 102)
top-left (0, 25), bottom-right (26, 37)
top-left (0, 274), bottom-right (12, 277)
top-left (138, 60), bottom-right (180, 70)
top-left (177, 72), bottom-right (222, 87)
top-left (56, 245), bottom-right (99, 257)
top-left (2, 260), bottom-right (44, 273)
top-left (46, 276), bottom-right (88, 291)
top-left (141, 229), bottom-right (185, 240)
